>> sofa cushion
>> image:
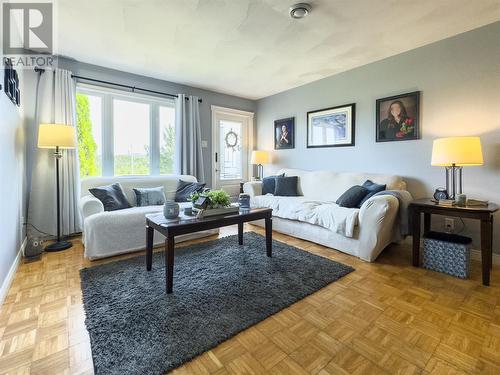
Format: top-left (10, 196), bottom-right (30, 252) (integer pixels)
top-left (133, 186), bottom-right (166, 207)
top-left (277, 168), bottom-right (405, 201)
top-left (175, 180), bottom-right (206, 202)
top-left (336, 186), bottom-right (369, 208)
top-left (357, 180), bottom-right (386, 208)
top-left (274, 176), bottom-right (299, 196)
top-left (262, 173), bottom-right (285, 195)
top-left (81, 174), bottom-right (198, 204)
top-left (89, 183), bottom-right (131, 211)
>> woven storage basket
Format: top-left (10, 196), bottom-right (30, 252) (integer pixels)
top-left (423, 231), bottom-right (472, 279)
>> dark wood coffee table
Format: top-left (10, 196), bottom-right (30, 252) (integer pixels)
top-left (145, 208), bottom-right (273, 293)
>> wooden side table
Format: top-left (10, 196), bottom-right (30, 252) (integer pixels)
top-left (409, 198), bottom-right (498, 285)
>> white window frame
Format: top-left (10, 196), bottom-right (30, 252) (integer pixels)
top-left (76, 83), bottom-right (176, 177)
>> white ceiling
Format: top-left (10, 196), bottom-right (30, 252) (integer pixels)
top-left (56, 0), bottom-right (500, 99)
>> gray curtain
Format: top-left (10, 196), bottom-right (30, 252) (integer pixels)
top-left (28, 68), bottom-right (82, 237)
top-left (174, 94), bottom-right (205, 182)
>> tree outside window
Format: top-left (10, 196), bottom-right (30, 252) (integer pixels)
top-left (76, 93), bottom-right (101, 177)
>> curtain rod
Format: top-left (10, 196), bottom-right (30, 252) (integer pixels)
top-left (71, 74), bottom-right (203, 103)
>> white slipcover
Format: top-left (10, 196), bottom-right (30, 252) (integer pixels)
top-left (251, 196), bottom-right (359, 237)
top-left (244, 169), bottom-right (408, 262)
top-left (79, 175), bottom-right (218, 259)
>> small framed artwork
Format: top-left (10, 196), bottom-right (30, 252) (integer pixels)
top-left (307, 103), bottom-right (355, 148)
top-left (376, 91), bottom-right (420, 142)
top-left (3, 58), bottom-right (20, 106)
top-left (274, 117), bottom-right (295, 150)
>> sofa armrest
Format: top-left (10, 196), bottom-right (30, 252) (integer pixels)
top-left (243, 181), bottom-right (262, 197)
top-left (357, 195), bottom-right (399, 261)
top-left (79, 195), bottom-right (104, 220)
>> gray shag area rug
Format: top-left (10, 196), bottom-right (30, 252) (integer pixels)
top-left (80, 232), bottom-right (354, 375)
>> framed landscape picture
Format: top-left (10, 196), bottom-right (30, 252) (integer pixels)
top-left (274, 117), bottom-right (295, 150)
top-left (307, 103), bottom-right (355, 148)
top-left (376, 91), bottom-right (420, 142)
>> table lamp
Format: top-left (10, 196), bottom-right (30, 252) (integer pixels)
top-left (250, 150), bottom-right (270, 180)
top-left (431, 136), bottom-right (483, 199)
top-left (38, 124), bottom-right (76, 251)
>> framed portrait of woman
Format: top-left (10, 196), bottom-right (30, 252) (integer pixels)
top-left (274, 117), bottom-right (295, 150)
top-left (376, 91), bottom-right (420, 142)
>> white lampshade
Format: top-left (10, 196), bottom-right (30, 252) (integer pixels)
top-left (431, 137), bottom-right (483, 166)
top-left (250, 150), bottom-right (270, 165)
top-left (38, 124), bottom-right (76, 149)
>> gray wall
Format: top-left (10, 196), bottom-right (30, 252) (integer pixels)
top-left (0, 68), bottom-right (26, 296)
top-left (256, 22), bottom-right (500, 253)
top-left (58, 57), bottom-right (256, 187)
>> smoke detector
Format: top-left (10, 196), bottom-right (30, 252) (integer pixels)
top-left (289, 3), bottom-right (312, 19)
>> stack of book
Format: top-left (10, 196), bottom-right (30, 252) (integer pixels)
top-left (467, 199), bottom-right (489, 207)
top-left (437, 199), bottom-right (456, 206)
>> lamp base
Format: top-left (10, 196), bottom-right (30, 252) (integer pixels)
top-left (45, 240), bottom-right (72, 252)
top-left (445, 164), bottom-right (463, 199)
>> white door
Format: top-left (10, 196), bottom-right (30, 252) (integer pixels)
top-left (212, 106), bottom-right (254, 197)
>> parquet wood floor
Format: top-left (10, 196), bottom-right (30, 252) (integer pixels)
top-left (1, 224), bottom-right (499, 374)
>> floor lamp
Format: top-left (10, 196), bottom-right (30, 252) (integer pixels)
top-left (38, 124), bottom-right (76, 251)
top-left (431, 136), bottom-right (483, 199)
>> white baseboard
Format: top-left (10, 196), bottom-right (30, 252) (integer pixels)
top-left (402, 236), bottom-right (500, 265)
top-left (0, 237), bottom-right (25, 307)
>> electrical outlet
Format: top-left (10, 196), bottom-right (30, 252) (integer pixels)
top-left (445, 218), bottom-right (455, 232)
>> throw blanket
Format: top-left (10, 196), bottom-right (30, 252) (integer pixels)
top-left (252, 190), bottom-right (413, 239)
top-left (251, 196), bottom-right (359, 237)
top-left (372, 190), bottom-right (413, 236)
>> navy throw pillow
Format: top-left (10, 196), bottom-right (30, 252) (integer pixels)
top-left (89, 183), bottom-right (131, 211)
top-left (133, 186), bottom-right (166, 207)
top-left (262, 173), bottom-right (285, 195)
top-left (274, 176), bottom-right (299, 196)
top-left (356, 180), bottom-right (387, 208)
top-left (175, 180), bottom-right (206, 202)
top-left (336, 186), bottom-right (369, 208)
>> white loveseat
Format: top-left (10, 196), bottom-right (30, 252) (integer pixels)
top-left (244, 168), bottom-right (410, 262)
top-left (79, 175), bottom-right (218, 259)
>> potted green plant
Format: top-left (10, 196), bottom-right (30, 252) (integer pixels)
top-left (190, 190), bottom-right (239, 217)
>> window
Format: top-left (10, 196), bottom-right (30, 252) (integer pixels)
top-left (76, 85), bottom-right (176, 177)
top-left (159, 105), bottom-right (175, 174)
top-left (219, 120), bottom-right (242, 180)
top-left (113, 99), bottom-right (150, 175)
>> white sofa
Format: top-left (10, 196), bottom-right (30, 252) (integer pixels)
top-left (244, 168), bottom-right (410, 262)
top-left (79, 175), bottom-right (218, 260)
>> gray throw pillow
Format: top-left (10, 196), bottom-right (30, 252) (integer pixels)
top-left (356, 180), bottom-right (386, 208)
top-left (274, 176), bottom-right (299, 196)
top-left (133, 186), bottom-right (166, 207)
top-left (336, 185), bottom-right (369, 208)
top-left (262, 173), bottom-right (285, 195)
top-left (89, 183), bottom-right (131, 211)
top-left (175, 180), bottom-right (206, 202)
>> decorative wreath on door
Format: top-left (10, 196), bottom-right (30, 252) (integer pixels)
top-left (225, 129), bottom-right (239, 151)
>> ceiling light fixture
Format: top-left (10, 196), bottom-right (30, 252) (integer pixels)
top-left (289, 3), bottom-right (312, 19)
